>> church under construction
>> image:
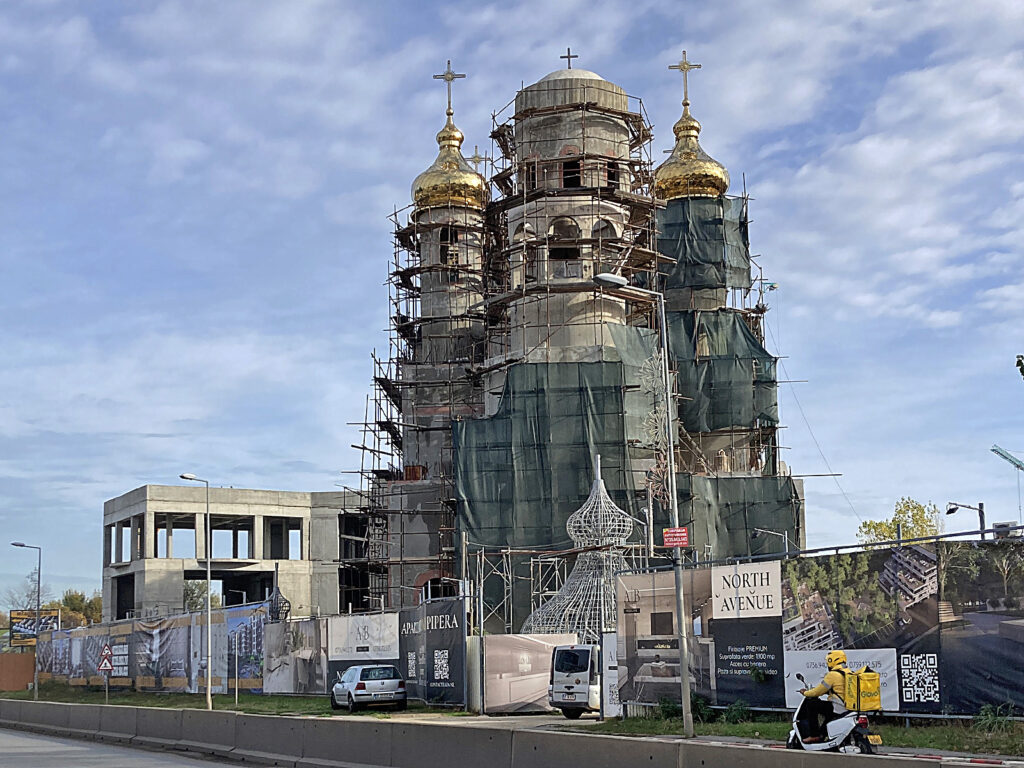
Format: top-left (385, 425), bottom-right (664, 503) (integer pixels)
top-left (351, 53), bottom-right (805, 632)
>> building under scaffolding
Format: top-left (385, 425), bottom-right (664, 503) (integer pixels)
top-left (353, 57), bottom-right (804, 632)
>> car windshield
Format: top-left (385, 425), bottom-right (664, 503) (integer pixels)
top-left (360, 666), bottom-right (400, 681)
top-left (554, 649), bottom-right (590, 674)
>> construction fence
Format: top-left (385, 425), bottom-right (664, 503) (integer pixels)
top-left (33, 597), bottom-right (468, 706)
top-left (616, 538), bottom-right (1024, 715)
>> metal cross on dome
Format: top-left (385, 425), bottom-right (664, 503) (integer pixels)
top-left (433, 60), bottom-right (466, 112)
top-left (669, 50), bottom-right (701, 104)
top-left (560, 47), bottom-right (578, 69)
top-left (468, 145), bottom-right (489, 172)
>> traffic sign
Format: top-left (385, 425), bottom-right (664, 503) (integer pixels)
top-left (100, 643), bottom-right (113, 659)
top-left (662, 526), bottom-right (689, 547)
top-left (97, 656), bottom-right (114, 672)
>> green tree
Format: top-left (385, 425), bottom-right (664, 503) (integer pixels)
top-left (183, 581), bottom-right (222, 613)
top-left (937, 541), bottom-right (981, 605)
top-left (857, 497), bottom-right (941, 544)
top-left (990, 543), bottom-right (1023, 597)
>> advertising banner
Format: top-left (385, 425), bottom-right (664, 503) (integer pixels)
top-left (602, 632), bottom-right (621, 718)
top-left (10, 609), bottom-right (60, 646)
top-left (226, 604), bottom-right (267, 694)
top-left (399, 597), bottom-right (466, 705)
top-left (482, 633), bottom-right (576, 714)
top-left (710, 616), bottom-right (784, 705)
top-left (264, 617), bottom-right (325, 694)
top-left (712, 561), bottom-right (782, 620)
top-left (784, 649), bottom-right (898, 710)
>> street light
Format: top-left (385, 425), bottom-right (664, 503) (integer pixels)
top-left (751, 527), bottom-right (793, 555)
top-left (946, 501), bottom-right (986, 540)
top-left (181, 472), bottom-right (213, 710)
top-left (593, 272), bottom-right (693, 737)
top-left (10, 541), bottom-right (41, 701)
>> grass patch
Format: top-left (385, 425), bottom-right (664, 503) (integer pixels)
top-left (0, 682), bottom-right (436, 718)
top-left (569, 715), bottom-right (1024, 757)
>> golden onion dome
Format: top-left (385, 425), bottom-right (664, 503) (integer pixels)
top-left (654, 103), bottom-right (729, 200)
top-left (411, 108), bottom-right (486, 210)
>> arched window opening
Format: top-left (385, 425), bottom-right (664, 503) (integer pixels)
top-left (606, 161), bottom-right (619, 189)
top-left (512, 222), bottom-right (535, 244)
top-left (562, 158), bottom-right (581, 188)
top-left (548, 217), bottom-right (580, 261)
top-left (439, 226), bottom-right (458, 265)
top-left (592, 220), bottom-right (617, 242)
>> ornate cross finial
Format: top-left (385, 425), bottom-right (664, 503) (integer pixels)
top-left (668, 50), bottom-right (701, 105)
top-left (468, 145), bottom-right (489, 172)
top-left (433, 59), bottom-right (466, 114)
top-left (560, 47), bottom-right (578, 69)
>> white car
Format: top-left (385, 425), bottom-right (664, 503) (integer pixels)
top-left (331, 664), bottom-right (407, 713)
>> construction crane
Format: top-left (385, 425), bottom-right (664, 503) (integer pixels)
top-left (991, 444), bottom-right (1024, 524)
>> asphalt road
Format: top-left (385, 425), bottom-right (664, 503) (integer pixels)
top-left (0, 728), bottom-right (230, 767)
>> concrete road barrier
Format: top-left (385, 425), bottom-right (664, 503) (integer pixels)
top-left (133, 706), bottom-right (183, 749)
top-left (234, 712), bottom-right (302, 766)
top-left (299, 717), bottom-right (393, 768)
top-left (392, 721), bottom-right (512, 768)
top-left (16, 701), bottom-right (70, 735)
top-left (65, 703), bottom-right (102, 739)
top-left (0, 699), bottom-right (21, 728)
top-left (178, 708), bottom-right (237, 758)
top-left (96, 703), bottom-right (137, 743)
top-left (512, 729), bottom-right (680, 768)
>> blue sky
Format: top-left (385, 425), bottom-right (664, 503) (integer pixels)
top-left (1, 0), bottom-right (1022, 601)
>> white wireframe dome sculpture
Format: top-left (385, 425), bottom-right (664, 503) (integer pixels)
top-left (521, 455), bottom-right (633, 642)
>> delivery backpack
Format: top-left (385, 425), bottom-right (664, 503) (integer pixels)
top-left (838, 665), bottom-right (882, 711)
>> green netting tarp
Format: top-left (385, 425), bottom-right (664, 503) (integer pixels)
top-left (668, 474), bottom-right (803, 559)
top-left (657, 196), bottom-right (751, 290)
top-left (453, 361), bottom-right (639, 550)
top-left (667, 309), bottom-right (778, 432)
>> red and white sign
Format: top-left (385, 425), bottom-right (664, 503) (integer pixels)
top-left (662, 526), bottom-right (689, 547)
top-left (100, 643), bottom-right (113, 659)
top-left (97, 656), bottom-right (114, 673)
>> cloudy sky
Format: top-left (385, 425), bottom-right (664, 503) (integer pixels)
top-left (1, 0), bottom-right (1021, 600)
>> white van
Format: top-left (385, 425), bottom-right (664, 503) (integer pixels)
top-left (548, 644), bottom-right (600, 719)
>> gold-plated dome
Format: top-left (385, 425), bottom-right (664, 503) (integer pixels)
top-left (411, 108), bottom-right (486, 210)
top-left (654, 102), bottom-right (729, 200)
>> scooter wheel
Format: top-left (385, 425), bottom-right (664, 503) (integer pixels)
top-left (853, 734), bottom-right (875, 754)
top-left (786, 733), bottom-right (802, 750)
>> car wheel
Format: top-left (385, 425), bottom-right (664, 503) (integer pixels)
top-left (347, 694), bottom-right (360, 714)
top-left (330, 692), bottom-right (341, 710)
top-left (394, 699), bottom-right (407, 711)
top-left (562, 708), bottom-right (583, 720)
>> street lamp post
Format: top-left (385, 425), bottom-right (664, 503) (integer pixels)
top-left (594, 273), bottom-right (693, 737)
top-left (751, 527), bottom-right (793, 555)
top-left (10, 542), bottom-right (41, 701)
top-left (946, 501), bottom-right (986, 540)
top-left (181, 473), bottom-right (213, 711)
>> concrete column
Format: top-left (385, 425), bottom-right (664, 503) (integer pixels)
top-left (166, 514), bottom-right (174, 559)
top-left (114, 522), bottom-right (124, 563)
top-left (253, 515), bottom-right (265, 560)
top-left (195, 513), bottom-right (206, 561)
top-left (144, 509), bottom-right (156, 559)
top-left (130, 515), bottom-right (141, 561)
top-left (301, 518), bottom-right (310, 562)
top-left (232, 529), bottom-right (239, 559)
top-left (103, 524), bottom-right (112, 566)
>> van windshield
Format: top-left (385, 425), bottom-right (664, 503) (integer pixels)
top-left (554, 649), bottom-right (590, 674)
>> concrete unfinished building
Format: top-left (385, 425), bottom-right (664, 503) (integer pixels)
top-left (357, 55), bottom-right (805, 630)
top-left (101, 485), bottom-right (363, 621)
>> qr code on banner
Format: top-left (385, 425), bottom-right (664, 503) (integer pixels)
top-left (900, 653), bottom-right (940, 703)
top-left (434, 649), bottom-right (450, 681)
top-left (407, 652), bottom-right (417, 679)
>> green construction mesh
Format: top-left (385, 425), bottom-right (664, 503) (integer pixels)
top-left (658, 196), bottom-right (752, 291)
top-left (667, 310), bottom-right (779, 432)
top-left (453, 361), bottom-right (640, 550)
